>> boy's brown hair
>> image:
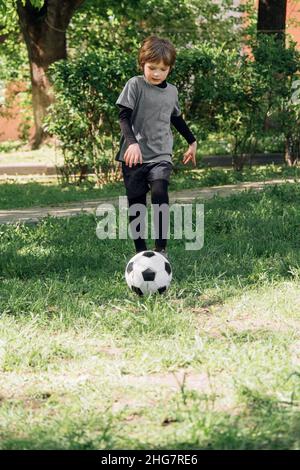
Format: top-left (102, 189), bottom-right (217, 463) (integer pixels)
top-left (138, 36), bottom-right (176, 73)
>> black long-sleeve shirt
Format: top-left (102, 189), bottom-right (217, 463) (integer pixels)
top-left (118, 79), bottom-right (196, 147)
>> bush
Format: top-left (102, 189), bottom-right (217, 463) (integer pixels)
top-left (45, 37), bottom-right (300, 182)
top-left (45, 48), bottom-right (137, 185)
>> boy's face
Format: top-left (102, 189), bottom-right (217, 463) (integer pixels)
top-left (143, 60), bottom-right (170, 85)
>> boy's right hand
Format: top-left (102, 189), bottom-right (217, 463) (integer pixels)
top-left (124, 143), bottom-right (143, 167)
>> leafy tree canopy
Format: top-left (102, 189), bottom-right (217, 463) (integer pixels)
top-left (0, 0), bottom-right (247, 82)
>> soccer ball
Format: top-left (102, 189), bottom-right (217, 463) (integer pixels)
top-left (125, 250), bottom-right (172, 296)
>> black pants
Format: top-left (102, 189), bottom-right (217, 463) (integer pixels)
top-left (127, 179), bottom-right (169, 253)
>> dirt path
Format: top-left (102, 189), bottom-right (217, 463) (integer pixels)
top-left (0, 178), bottom-right (297, 225)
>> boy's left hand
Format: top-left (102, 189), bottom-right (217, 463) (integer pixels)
top-left (182, 141), bottom-right (197, 166)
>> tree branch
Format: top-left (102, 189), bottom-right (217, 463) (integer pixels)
top-left (17, 0), bottom-right (85, 33)
top-left (46, 0), bottom-right (85, 31)
top-left (17, 0), bottom-right (48, 21)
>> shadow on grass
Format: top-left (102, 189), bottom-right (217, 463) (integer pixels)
top-left (1, 395), bottom-right (299, 450)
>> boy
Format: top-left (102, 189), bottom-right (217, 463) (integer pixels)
top-left (115, 35), bottom-right (197, 258)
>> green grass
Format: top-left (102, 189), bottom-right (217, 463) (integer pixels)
top-left (195, 132), bottom-right (284, 156)
top-left (0, 178), bottom-right (126, 210)
top-left (0, 141), bottom-right (24, 154)
top-left (0, 142), bottom-right (63, 165)
top-left (1, 183), bottom-right (300, 449)
top-left (0, 133), bottom-right (284, 163)
top-left (0, 165), bottom-right (299, 210)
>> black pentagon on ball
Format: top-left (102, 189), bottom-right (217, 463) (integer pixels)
top-left (131, 286), bottom-right (143, 296)
top-left (126, 261), bottom-right (134, 274)
top-left (165, 262), bottom-right (171, 275)
top-left (142, 268), bottom-right (156, 281)
top-left (158, 286), bottom-right (167, 294)
top-left (142, 251), bottom-right (156, 258)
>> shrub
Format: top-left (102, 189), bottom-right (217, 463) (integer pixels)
top-left (45, 49), bottom-right (137, 185)
top-left (45, 38), bottom-right (300, 181)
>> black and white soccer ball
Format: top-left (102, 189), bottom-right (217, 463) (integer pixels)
top-left (125, 250), bottom-right (172, 296)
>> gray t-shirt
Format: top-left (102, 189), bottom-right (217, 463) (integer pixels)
top-left (115, 75), bottom-right (181, 164)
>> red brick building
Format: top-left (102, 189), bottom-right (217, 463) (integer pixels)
top-left (250, 0), bottom-right (300, 47)
top-left (0, 81), bottom-right (34, 142)
top-left (286, 0), bottom-right (300, 47)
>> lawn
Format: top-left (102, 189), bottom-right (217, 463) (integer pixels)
top-left (0, 142), bottom-right (64, 166)
top-left (0, 165), bottom-right (299, 210)
top-left (0, 183), bottom-right (300, 449)
top-left (0, 133), bottom-right (285, 165)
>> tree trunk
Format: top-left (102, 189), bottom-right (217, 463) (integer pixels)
top-left (16, 0), bottom-right (85, 149)
top-left (257, 1), bottom-right (289, 163)
top-left (257, 0), bottom-right (287, 43)
top-left (232, 153), bottom-right (247, 172)
top-left (285, 136), bottom-right (300, 166)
